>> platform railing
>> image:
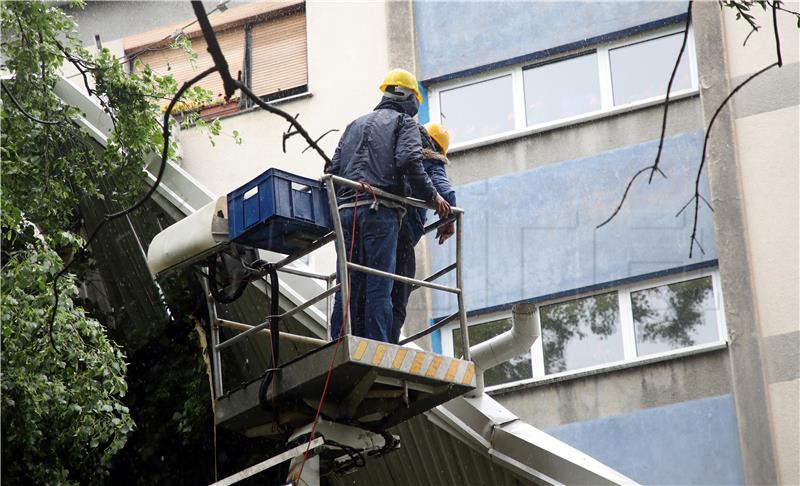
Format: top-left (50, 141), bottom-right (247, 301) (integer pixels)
top-left (322, 175), bottom-right (470, 357)
top-left (204, 174), bottom-right (470, 398)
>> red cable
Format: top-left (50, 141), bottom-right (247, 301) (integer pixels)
top-left (296, 190), bottom-right (361, 483)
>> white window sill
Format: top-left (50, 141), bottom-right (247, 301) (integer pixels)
top-left (486, 340), bottom-right (728, 396)
top-left (447, 89), bottom-right (699, 155)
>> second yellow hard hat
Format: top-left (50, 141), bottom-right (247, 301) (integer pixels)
top-left (424, 122), bottom-right (450, 155)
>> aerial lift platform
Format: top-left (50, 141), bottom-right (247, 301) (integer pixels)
top-left (61, 70), bottom-right (637, 486)
top-left (148, 170), bottom-right (476, 485)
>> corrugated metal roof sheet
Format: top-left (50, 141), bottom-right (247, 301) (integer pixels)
top-left (329, 414), bottom-right (532, 486)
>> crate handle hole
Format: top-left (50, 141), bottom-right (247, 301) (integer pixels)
top-left (291, 182), bottom-right (311, 193)
top-left (244, 187), bottom-right (259, 199)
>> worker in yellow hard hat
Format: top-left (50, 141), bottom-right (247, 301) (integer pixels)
top-left (390, 122), bottom-right (456, 344)
top-left (327, 68), bottom-right (450, 343)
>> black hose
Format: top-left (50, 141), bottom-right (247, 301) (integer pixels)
top-left (259, 264), bottom-right (282, 415)
top-left (206, 254), bottom-right (250, 304)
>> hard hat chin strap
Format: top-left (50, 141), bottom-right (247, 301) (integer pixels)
top-left (383, 85), bottom-right (415, 101)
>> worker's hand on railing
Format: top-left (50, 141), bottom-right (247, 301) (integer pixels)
top-left (433, 194), bottom-right (451, 219)
top-left (435, 222), bottom-right (455, 245)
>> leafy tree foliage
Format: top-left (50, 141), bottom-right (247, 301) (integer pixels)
top-left (1, 2), bottom-right (215, 483)
top-left (1, 206), bottom-right (134, 484)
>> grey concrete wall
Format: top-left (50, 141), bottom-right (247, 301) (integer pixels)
top-left (493, 349), bottom-right (731, 429)
top-left (447, 97), bottom-right (701, 186)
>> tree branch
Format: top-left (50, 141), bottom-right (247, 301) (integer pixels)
top-left (649, 0), bottom-right (694, 183)
top-left (46, 67), bottom-right (218, 351)
top-left (685, 0), bottom-right (783, 257)
top-left (597, 1), bottom-right (692, 229)
top-left (1, 82), bottom-right (64, 125)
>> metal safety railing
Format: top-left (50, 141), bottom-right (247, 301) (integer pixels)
top-left (204, 174), bottom-right (470, 398)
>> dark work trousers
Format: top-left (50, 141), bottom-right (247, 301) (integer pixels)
top-left (330, 204), bottom-right (400, 343)
top-left (390, 223), bottom-right (418, 344)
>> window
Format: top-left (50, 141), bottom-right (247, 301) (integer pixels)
top-left (440, 75), bottom-right (514, 144)
top-left (428, 25), bottom-right (697, 148)
top-left (443, 270), bottom-right (725, 388)
top-left (541, 291), bottom-right (623, 374)
top-left (523, 52), bottom-right (601, 126)
top-left (631, 276), bottom-right (719, 356)
top-left (124, 2), bottom-right (307, 118)
top-left (609, 32), bottom-right (692, 106)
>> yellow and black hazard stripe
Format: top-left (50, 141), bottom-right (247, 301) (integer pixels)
top-left (350, 337), bottom-right (475, 386)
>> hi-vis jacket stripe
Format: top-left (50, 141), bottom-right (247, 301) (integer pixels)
top-left (350, 338), bottom-right (476, 386)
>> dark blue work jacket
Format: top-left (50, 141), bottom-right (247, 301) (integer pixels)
top-left (327, 97), bottom-right (437, 205)
top-left (404, 149), bottom-right (456, 245)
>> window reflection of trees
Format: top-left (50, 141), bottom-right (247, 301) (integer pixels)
top-left (631, 277), bottom-right (716, 351)
top-left (541, 292), bottom-right (619, 374)
top-left (453, 318), bottom-right (533, 386)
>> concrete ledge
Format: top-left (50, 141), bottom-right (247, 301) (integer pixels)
top-left (488, 342), bottom-right (729, 397)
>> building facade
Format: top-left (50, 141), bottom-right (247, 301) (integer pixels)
top-left (66, 1), bottom-right (798, 484)
top-left (407, 2), bottom-right (798, 485)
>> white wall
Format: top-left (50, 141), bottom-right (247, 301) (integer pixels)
top-left (177, 1), bottom-right (391, 273)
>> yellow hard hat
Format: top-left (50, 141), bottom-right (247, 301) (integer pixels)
top-left (424, 122), bottom-right (450, 154)
top-left (379, 68), bottom-right (423, 104)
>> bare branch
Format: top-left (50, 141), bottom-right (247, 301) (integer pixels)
top-left (596, 166), bottom-right (653, 229)
top-left (236, 80), bottom-right (333, 169)
top-left (767, 0), bottom-right (800, 18)
top-left (742, 25), bottom-right (760, 45)
top-left (686, 0), bottom-right (783, 257)
top-left (301, 129), bottom-right (339, 154)
top-left (191, 1), bottom-right (236, 100)
top-left (649, 0), bottom-right (694, 183)
top-left (598, 1), bottom-right (692, 229)
top-left (771, 0), bottom-right (784, 66)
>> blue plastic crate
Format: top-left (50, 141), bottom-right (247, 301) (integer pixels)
top-left (227, 168), bottom-right (333, 255)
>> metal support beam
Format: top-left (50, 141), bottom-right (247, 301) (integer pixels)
top-left (399, 312), bottom-right (459, 345)
top-left (273, 232), bottom-right (335, 271)
top-left (455, 213), bottom-right (471, 360)
top-left (210, 437), bottom-right (324, 486)
top-left (347, 262), bottom-right (461, 294)
top-left (217, 319), bottom-right (328, 347)
top-left (411, 263), bottom-right (457, 290)
top-left (277, 266), bottom-right (331, 281)
top-left (324, 175), bottom-right (464, 214)
top-left (325, 176), bottom-right (351, 336)
top-left (215, 284), bottom-right (340, 351)
top-left (200, 278), bottom-right (224, 398)
top-left (340, 369), bottom-right (378, 418)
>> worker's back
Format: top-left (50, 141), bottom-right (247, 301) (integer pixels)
top-left (328, 97), bottom-right (422, 203)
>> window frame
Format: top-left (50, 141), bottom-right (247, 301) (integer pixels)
top-left (440, 268), bottom-right (727, 392)
top-left (127, 7), bottom-right (309, 120)
top-left (427, 24), bottom-right (698, 152)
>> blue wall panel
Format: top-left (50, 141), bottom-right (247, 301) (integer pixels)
top-left (414, 1), bottom-right (687, 81)
top-left (545, 394), bottom-right (744, 485)
top-left (428, 131), bottom-right (717, 316)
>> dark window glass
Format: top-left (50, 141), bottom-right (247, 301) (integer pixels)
top-left (439, 75), bottom-right (514, 144)
top-left (610, 32), bottom-right (692, 106)
top-left (540, 292), bottom-right (623, 374)
top-left (453, 318), bottom-right (532, 386)
top-left (524, 53), bottom-right (601, 126)
top-left (632, 276), bottom-right (719, 356)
